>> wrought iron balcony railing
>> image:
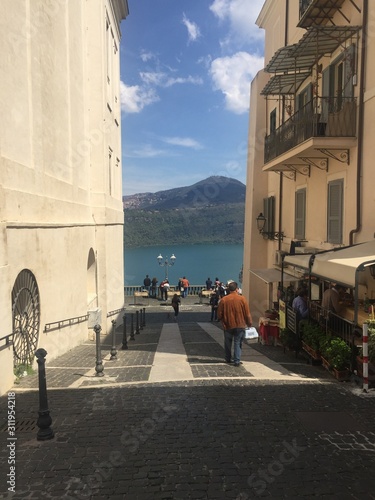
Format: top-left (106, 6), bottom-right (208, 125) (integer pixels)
top-left (299, 0), bottom-right (314, 20)
top-left (264, 96), bottom-right (357, 164)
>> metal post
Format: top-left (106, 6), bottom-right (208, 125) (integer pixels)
top-left (363, 322), bottom-right (369, 393)
top-left (143, 307), bottom-right (146, 327)
top-left (35, 348), bottom-right (54, 441)
top-left (130, 314), bottom-right (135, 341)
top-left (136, 310), bottom-right (140, 334)
top-left (94, 324), bottom-right (104, 377)
top-left (139, 309), bottom-right (143, 330)
top-left (122, 314), bottom-right (128, 350)
top-left (110, 319), bottom-right (117, 360)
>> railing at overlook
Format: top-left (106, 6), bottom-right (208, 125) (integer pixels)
top-left (124, 285), bottom-right (207, 296)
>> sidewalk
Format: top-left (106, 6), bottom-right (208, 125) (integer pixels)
top-left (1, 304), bottom-right (375, 499)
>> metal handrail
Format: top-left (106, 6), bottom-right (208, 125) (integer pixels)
top-left (44, 314), bottom-right (89, 332)
top-left (0, 332), bottom-right (15, 345)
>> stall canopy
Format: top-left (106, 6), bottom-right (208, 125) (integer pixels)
top-left (282, 241), bottom-right (375, 288)
top-left (311, 240), bottom-right (375, 287)
top-left (250, 268), bottom-right (296, 284)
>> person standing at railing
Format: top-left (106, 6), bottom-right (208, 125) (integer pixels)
top-left (181, 276), bottom-right (189, 298)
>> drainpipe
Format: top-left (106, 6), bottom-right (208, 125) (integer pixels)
top-left (349, 0), bottom-right (367, 245)
top-left (278, 0), bottom-right (289, 251)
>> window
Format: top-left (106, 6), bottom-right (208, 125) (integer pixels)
top-left (263, 196), bottom-right (275, 239)
top-left (327, 179), bottom-right (343, 244)
top-left (295, 189), bottom-right (306, 240)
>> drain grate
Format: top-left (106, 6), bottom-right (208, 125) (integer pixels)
top-left (1, 418), bottom-right (38, 433)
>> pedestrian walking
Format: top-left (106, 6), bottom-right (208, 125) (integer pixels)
top-left (171, 293), bottom-right (181, 321)
top-left (209, 292), bottom-right (219, 321)
top-left (217, 281), bottom-right (253, 367)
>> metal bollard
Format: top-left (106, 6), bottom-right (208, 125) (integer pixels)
top-left (136, 310), bottom-right (140, 334)
top-left (94, 324), bottom-right (104, 376)
top-left (139, 309), bottom-right (143, 330)
top-left (110, 319), bottom-right (117, 360)
top-left (122, 314), bottom-right (128, 350)
top-left (142, 307), bottom-right (146, 327)
top-left (130, 313), bottom-right (135, 341)
top-left (35, 348), bottom-right (54, 441)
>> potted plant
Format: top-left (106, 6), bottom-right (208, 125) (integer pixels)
top-left (320, 336), bottom-right (351, 380)
top-left (300, 323), bottom-right (326, 361)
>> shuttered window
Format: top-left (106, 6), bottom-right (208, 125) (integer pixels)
top-left (263, 196), bottom-right (275, 239)
top-left (327, 179), bottom-right (343, 244)
top-left (295, 189), bottom-right (306, 240)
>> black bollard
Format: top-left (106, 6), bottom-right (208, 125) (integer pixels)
top-left (110, 320), bottom-right (117, 360)
top-left (139, 309), bottom-right (143, 330)
top-left (122, 314), bottom-right (128, 350)
top-left (142, 307), bottom-right (146, 327)
top-left (130, 313), bottom-right (135, 341)
top-left (94, 324), bottom-right (104, 376)
top-left (136, 310), bottom-right (140, 334)
top-left (35, 348), bottom-right (54, 441)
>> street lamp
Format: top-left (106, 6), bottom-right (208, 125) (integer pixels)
top-left (157, 253), bottom-right (176, 279)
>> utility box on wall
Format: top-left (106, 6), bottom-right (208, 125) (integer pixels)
top-left (88, 308), bottom-right (102, 329)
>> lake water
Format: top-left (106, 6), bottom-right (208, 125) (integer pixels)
top-left (124, 243), bottom-right (244, 287)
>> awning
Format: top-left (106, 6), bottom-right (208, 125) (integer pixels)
top-left (298, 0), bottom-right (346, 29)
top-left (265, 25), bottom-right (360, 74)
top-left (250, 268), bottom-right (296, 284)
top-left (283, 254), bottom-right (313, 270)
top-left (261, 72), bottom-right (311, 96)
top-left (311, 241), bottom-right (375, 287)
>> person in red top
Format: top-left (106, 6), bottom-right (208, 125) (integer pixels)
top-left (181, 276), bottom-right (189, 298)
top-left (217, 281), bottom-right (253, 366)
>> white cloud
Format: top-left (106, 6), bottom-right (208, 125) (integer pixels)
top-left (140, 50), bottom-right (156, 62)
top-left (124, 145), bottom-right (167, 158)
top-left (140, 71), bottom-right (203, 88)
top-left (210, 0), bottom-right (264, 47)
top-left (162, 137), bottom-right (204, 150)
top-left (182, 13), bottom-right (201, 43)
top-left (210, 51), bottom-right (264, 114)
top-left (120, 81), bottom-right (159, 113)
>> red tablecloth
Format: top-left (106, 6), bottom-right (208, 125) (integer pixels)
top-left (259, 317), bottom-right (279, 345)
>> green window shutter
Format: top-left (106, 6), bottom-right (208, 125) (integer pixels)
top-left (327, 179), bottom-right (343, 244)
top-left (295, 189), bottom-right (306, 240)
top-left (263, 196), bottom-right (275, 239)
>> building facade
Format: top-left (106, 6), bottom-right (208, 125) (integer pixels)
top-left (243, 0), bottom-right (375, 319)
top-left (0, 0), bottom-right (129, 395)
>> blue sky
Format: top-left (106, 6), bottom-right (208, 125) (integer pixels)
top-left (120, 0), bottom-right (265, 196)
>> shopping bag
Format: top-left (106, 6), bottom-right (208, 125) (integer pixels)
top-left (244, 327), bottom-right (259, 343)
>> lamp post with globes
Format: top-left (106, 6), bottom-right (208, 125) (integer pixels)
top-left (157, 253), bottom-right (176, 280)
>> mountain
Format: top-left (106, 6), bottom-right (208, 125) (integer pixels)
top-left (123, 176), bottom-right (245, 247)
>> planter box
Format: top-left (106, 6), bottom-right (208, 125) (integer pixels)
top-left (302, 341), bottom-right (321, 361)
top-left (321, 356), bottom-right (350, 381)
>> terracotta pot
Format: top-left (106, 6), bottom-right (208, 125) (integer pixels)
top-left (301, 341), bottom-right (321, 361)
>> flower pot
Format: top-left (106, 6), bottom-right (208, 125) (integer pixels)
top-left (321, 356), bottom-right (331, 370)
top-left (331, 367), bottom-right (350, 381)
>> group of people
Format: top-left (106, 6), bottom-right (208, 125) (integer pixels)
top-left (142, 275), bottom-right (190, 302)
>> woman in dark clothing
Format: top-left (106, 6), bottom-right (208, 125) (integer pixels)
top-left (171, 294), bottom-right (181, 321)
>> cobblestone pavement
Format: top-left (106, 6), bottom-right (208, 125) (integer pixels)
top-left (1, 299), bottom-right (375, 499)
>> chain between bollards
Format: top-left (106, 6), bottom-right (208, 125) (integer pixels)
top-left (110, 319), bottom-right (117, 360)
top-left (130, 313), bottom-right (135, 340)
top-left (122, 313), bottom-right (128, 350)
top-left (35, 348), bottom-right (54, 441)
top-left (94, 324), bottom-right (104, 376)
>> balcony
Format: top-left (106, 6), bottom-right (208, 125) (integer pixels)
top-left (298, 0), bottom-right (347, 28)
top-left (264, 96), bottom-right (357, 164)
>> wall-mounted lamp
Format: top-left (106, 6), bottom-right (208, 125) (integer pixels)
top-left (256, 212), bottom-right (284, 241)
